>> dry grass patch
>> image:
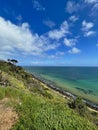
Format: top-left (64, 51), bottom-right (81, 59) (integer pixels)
top-left (0, 98), bottom-right (18, 130)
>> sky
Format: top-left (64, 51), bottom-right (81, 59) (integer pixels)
top-left (0, 0), bottom-right (98, 66)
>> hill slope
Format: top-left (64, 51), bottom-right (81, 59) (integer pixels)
top-left (0, 60), bottom-right (98, 130)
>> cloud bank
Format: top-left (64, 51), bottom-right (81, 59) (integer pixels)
top-left (0, 15), bottom-right (81, 60)
top-left (0, 17), bottom-right (59, 59)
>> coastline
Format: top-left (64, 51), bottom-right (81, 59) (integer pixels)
top-left (32, 74), bottom-right (98, 112)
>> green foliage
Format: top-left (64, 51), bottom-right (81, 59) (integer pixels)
top-left (7, 59), bottom-right (18, 65)
top-left (0, 60), bottom-right (98, 130)
top-left (0, 87), bottom-right (24, 100)
top-left (0, 86), bottom-right (5, 99)
top-left (0, 86), bottom-right (97, 130)
top-left (68, 97), bottom-right (88, 116)
top-left (0, 60), bottom-right (53, 97)
top-left (12, 94), bottom-right (97, 130)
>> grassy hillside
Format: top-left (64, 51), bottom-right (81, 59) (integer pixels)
top-left (0, 60), bottom-right (98, 130)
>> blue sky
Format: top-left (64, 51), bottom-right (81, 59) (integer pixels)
top-left (0, 0), bottom-right (98, 66)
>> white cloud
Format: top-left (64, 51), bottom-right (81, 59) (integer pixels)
top-left (84, 30), bottom-right (96, 37)
top-left (68, 47), bottom-right (81, 54)
top-left (84, 0), bottom-right (98, 17)
top-left (64, 38), bottom-right (77, 47)
top-left (84, 0), bottom-right (98, 16)
top-left (48, 21), bottom-right (69, 40)
top-left (0, 16), bottom-right (59, 59)
top-left (82, 20), bottom-right (95, 37)
top-left (90, 2), bottom-right (98, 16)
top-left (85, 0), bottom-right (97, 4)
top-left (32, 0), bottom-right (45, 11)
top-left (60, 20), bottom-right (69, 33)
top-left (43, 20), bottom-right (56, 28)
top-left (66, 1), bottom-right (80, 14)
top-left (96, 44), bottom-right (98, 46)
top-left (69, 15), bottom-right (79, 22)
top-left (0, 16), bottom-right (81, 60)
top-left (92, 2), bottom-right (98, 10)
top-left (48, 29), bottom-right (65, 40)
top-left (82, 20), bottom-right (94, 31)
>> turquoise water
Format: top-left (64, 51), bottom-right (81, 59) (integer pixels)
top-left (24, 67), bottom-right (98, 104)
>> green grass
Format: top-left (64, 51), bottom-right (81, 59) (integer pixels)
top-left (0, 87), bottom-right (97, 130)
top-left (14, 96), bottom-right (96, 130)
top-left (0, 60), bottom-right (98, 130)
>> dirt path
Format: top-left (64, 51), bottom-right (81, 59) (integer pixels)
top-left (0, 98), bottom-right (18, 130)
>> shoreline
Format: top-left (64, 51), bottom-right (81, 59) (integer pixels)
top-left (32, 74), bottom-right (98, 112)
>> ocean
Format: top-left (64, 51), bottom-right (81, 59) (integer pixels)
top-left (24, 66), bottom-right (98, 104)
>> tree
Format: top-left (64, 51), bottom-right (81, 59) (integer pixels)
top-left (11, 59), bottom-right (18, 65)
top-left (7, 59), bottom-right (11, 62)
top-left (7, 59), bottom-right (18, 65)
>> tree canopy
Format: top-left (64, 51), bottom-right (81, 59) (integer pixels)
top-left (7, 59), bottom-right (18, 65)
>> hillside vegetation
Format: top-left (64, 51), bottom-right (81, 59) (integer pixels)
top-left (0, 60), bottom-right (98, 130)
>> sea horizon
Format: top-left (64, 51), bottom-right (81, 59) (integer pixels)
top-left (23, 65), bottom-right (98, 67)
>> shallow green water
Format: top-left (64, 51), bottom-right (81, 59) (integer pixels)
top-left (24, 66), bottom-right (98, 104)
